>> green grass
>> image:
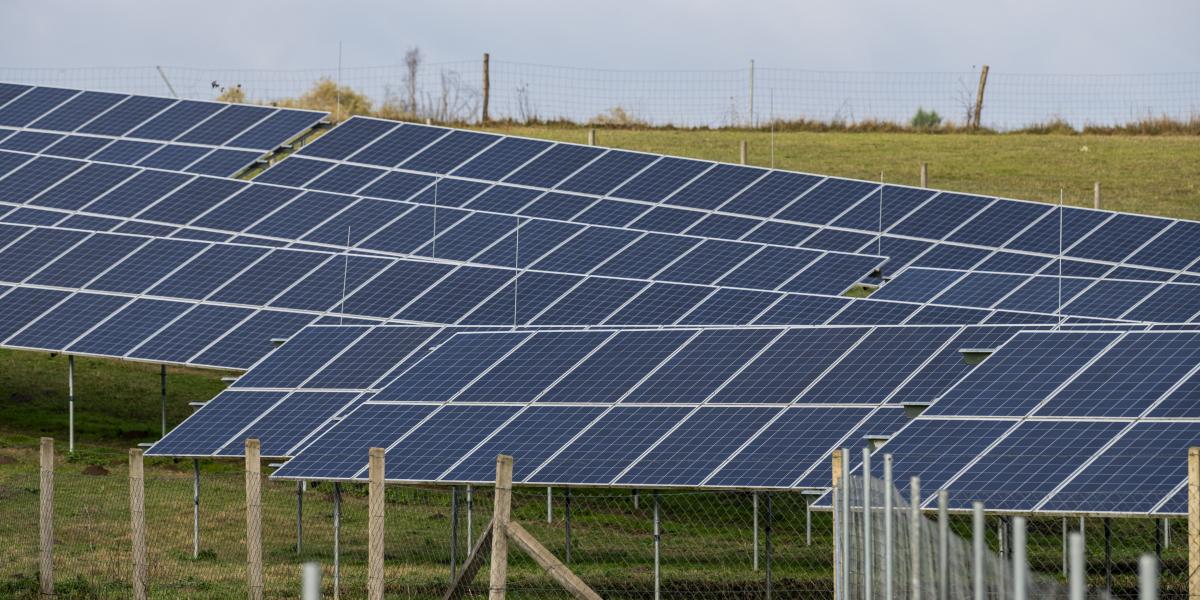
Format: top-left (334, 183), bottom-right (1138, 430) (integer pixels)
top-left (472, 126), bottom-right (1200, 220)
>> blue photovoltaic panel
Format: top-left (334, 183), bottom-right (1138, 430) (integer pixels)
top-left (227, 109), bottom-right (326, 150)
top-left (871, 238), bottom-right (936, 278)
top-left (592, 233), bottom-right (701, 279)
top-left (146, 391), bottom-right (287, 456)
top-left (372, 331), bottom-right (529, 402)
top-left (86, 238), bottom-right (204, 293)
top-left (396, 267), bottom-right (513, 323)
top-left (604, 282), bottom-right (713, 325)
top-left (944, 420), bottom-right (1125, 510)
top-left (0, 84), bottom-right (31, 107)
top-left (407, 178), bottom-right (488, 207)
top-left (399, 130), bottom-right (499, 174)
top-left (1061, 280), bottom-right (1161, 319)
top-left (573, 198), bottom-right (649, 227)
top-left (889, 193), bottom-right (993, 239)
top-left (517, 192), bottom-right (595, 221)
top-left (1149, 370), bottom-right (1200, 418)
top-left (678, 288), bottom-right (779, 325)
top-left (0, 87), bottom-right (78, 126)
top-left (246, 191), bottom-right (355, 239)
top-left (342, 261), bottom-right (453, 318)
top-left (1005, 207), bottom-right (1111, 255)
top-left (1042, 422), bottom-right (1200, 513)
top-left (504, 144), bottom-right (604, 188)
top-left (443, 405), bottom-right (607, 482)
top-left (0, 156), bottom-right (85, 202)
top-left (29, 163), bottom-right (138, 210)
top-left (306, 164), bottom-right (384, 194)
top-left (303, 326), bottom-right (439, 390)
top-left (1125, 285), bottom-right (1200, 323)
top-left (800, 327), bottom-right (958, 404)
top-left (136, 176), bottom-right (246, 223)
top-left (1036, 332), bottom-right (1200, 417)
top-left (532, 278), bottom-right (647, 325)
top-left (623, 328), bottom-right (782, 403)
top-left (1107, 266), bottom-right (1171, 282)
top-left (926, 331), bottom-right (1121, 416)
top-left (191, 310), bottom-right (315, 369)
top-left (754, 294), bottom-right (848, 325)
top-left (67, 299), bottom-right (192, 356)
top-left (870, 269), bottom-right (965, 303)
top-left (1040, 259), bottom-right (1115, 279)
top-left (741, 221), bottom-right (820, 246)
top-left (888, 326), bottom-right (1025, 406)
top-left (539, 329), bottom-right (695, 403)
top-left (463, 184), bottom-right (541, 214)
top-left (27, 233), bottom-right (147, 288)
top-left (383, 405), bottom-right (523, 481)
top-left (214, 391), bottom-right (361, 457)
top-left (628, 206), bottom-right (705, 234)
top-left (127, 100), bottom-right (223, 141)
top-left (907, 244), bottom-right (991, 271)
top-left (0, 227), bottom-right (88, 282)
top-left (356, 205), bottom-right (467, 255)
top-left (186, 149), bottom-right (263, 177)
top-left (557, 150), bottom-right (657, 195)
top-left (300, 199), bottom-right (410, 246)
top-left (176, 104), bottom-right (273, 145)
top-left (300, 118), bottom-right (396, 160)
top-left (452, 136), bottom-right (552, 180)
top-left (412, 212), bottom-right (514, 262)
top-left (993, 276), bottom-right (1094, 313)
top-left (803, 229), bottom-right (876, 253)
top-left (459, 271), bottom-right (580, 325)
top-left (933, 272), bottom-right (1028, 308)
top-left (618, 407), bottom-right (782, 486)
top-left (781, 253), bottom-right (881, 296)
top-left (528, 406), bottom-right (694, 485)
top-left (866, 418), bottom-right (1015, 500)
top-left (656, 240), bottom-right (759, 285)
top-left (147, 244), bottom-right (268, 299)
top-left (43, 135), bottom-right (113, 159)
top-left (84, 170), bottom-right (191, 217)
top-left (775, 178), bottom-right (879, 225)
top-left (827, 300), bottom-right (918, 326)
top-left (0, 150), bottom-right (33, 176)
top-left (254, 157), bottom-right (333, 187)
top-left (128, 304), bottom-right (253, 363)
top-left (0, 287), bottom-right (70, 339)
top-left (611, 157), bottom-right (710, 202)
top-left (709, 327), bottom-right (866, 403)
top-left (830, 186), bottom-right (936, 231)
top-left (208, 250), bottom-right (330, 306)
top-left (78, 95), bottom-right (175, 136)
top-left (0, 131), bottom-right (62, 152)
top-left (2, 208), bottom-right (63, 226)
top-left (5, 293), bottom-right (129, 350)
top-left (686, 214), bottom-right (760, 239)
top-left (668, 164), bottom-right (766, 210)
top-left (530, 227), bottom-right (641, 274)
top-left (706, 407), bottom-right (873, 488)
top-left (348, 123), bottom-right (446, 167)
top-left (720, 172), bottom-right (825, 217)
top-left (56, 215), bottom-right (122, 231)
top-left (945, 200), bottom-right (1051, 246)
top-left (454, 330), bottom-right (615, 403)
top-left (1068, 214), bottom-right (1168, 263)
top-left (90, 139), bottom-right (162, 164)
top-left (717, 247), bottom-right (821, 290)
top-left (1127, 222), bottom-right (1200, 271)
top-left (233, 326), bottom-right (369, 388)
top-left (984, 311), bottom-right (1061, 325)
top-left (268, 403), bottom-right (436, 479)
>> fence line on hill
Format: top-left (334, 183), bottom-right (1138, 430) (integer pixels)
top-left (2, 59), bottom-right (1198, 130)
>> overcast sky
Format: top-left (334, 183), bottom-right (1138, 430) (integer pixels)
top-left (2, 0), bottom-right (1197, 74)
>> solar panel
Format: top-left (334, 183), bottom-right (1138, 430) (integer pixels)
top-left (617, 406), bottom-right (782, 486)
top-left (708, 328), bottom-right (866, 403)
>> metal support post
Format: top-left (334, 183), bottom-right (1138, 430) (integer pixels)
top-left (160, 364), bottom-right (167, 438)
top-left (296, 481), bottom-right (303, 554)
top-left (910, 477), bottom-right (921, 600)
top-left (884, 454), bottom-right (894, 600)
top-left (450, 486), bottom-right (459, 580)
top-left (973, 502), bottom-right (984, 600)
top-left (193, 459), bottom-right (200, 559)
top-left (1069, 532), bottom-right (1085, 600)
top-left (1105, 517), bottom-right (1113, 594)
top-left (68, 356), bottom-right (75, 453)
top-left (565, 488), bottom-right (572, 564)
top-left (467, 485), bottom-right (474, 550)
top-left (863, 448), bottom-right (873, 600)
top-left (653, 491), bottom-right (661, 600)
top-left (333, 482), bottom-right (341, 600)
top-left (1013, 516), bottom-right (1028, 600)
top-left (937, 490), bottom-right (949, 600)
top-left (753, 492), bottom-right (759, 571)
top-left (765, 493), bottom-right (773, 600)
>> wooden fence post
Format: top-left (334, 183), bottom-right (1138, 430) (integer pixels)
top-left (368, 447), bottom-right (385, 600)
top-left (832, 450), bottom-right (843, 600)
top-left (130, 449), bottom-right (148, 600)
top-left (39, 437), bottom-right (54, 597)
top-left (1094, 181), bottom-right (1102, 210)
top-left (920, 162), bottom-right (928, 188)
top-left (1189, 446), bottom-right (1199, 598)
top-left (481, 53), bottom-right (490, 124)
top-left (973, 65), bottom-right (990, 128)
top-left (490, 454), bottom-right (514, 600)
top-left (587, 128), bottom-right (596, 146)
top-left (739, 140), bottom-right (748, 165)
top-left (245, 439), bottom-right (263, 600)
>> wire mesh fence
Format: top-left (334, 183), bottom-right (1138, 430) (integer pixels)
top-left (0, 457), bottom-right (1191, 599)
top-left (1, 61), bottom-right (1197, 130)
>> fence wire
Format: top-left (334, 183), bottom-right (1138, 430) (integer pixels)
top-left (0, 62), bottom-right (1197, 129)
top-left (0, 457), bottom-right (1192, 599)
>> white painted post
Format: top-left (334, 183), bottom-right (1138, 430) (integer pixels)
top-left (937, 490), bottom-right (949, 600)
top-left (1069, 532), bottom-right (1086, 600)
top-left (753, 492), bottom-right (759, 571)
top-left (863, 448), bottom-right (873, 600)
top-left (302, 562), bottom-right (321, 600)
top-left (972, 502), bottom-right (985, 600)
top-left (883, 454), bottom-right (894, 600)
top-left (841, 449), bottom-right (851, 597)
top-left (1140, 553), bottom-right (1159, 600)
top-left (1013, 516), bottom-right (1028, 600)
top-left (333, 482), bottom-right (341, 600)
top-left (910, 476), bottom-right (921, 600)
top-left (653, 491), bottom-right (661, 600)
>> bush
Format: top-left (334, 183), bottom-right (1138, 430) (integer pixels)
top-left (277, 78), bottom-right (373, 122)
top-left (910, 107), bottom-right (942, 129)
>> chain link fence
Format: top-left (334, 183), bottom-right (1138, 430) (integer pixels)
top-left (1, 61), bottom-right (1198, 130)
top-left (0, 454), bottom-right (1191, 598)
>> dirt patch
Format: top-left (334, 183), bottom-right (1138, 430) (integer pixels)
top-left (0, 455), bottom-right (17, 465)
top-left (81, 465), bottom-right (110, 476)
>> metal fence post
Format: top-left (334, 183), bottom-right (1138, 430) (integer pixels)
top-left (753, 492), bottom-right (759, 571)
top-left (972, 502), bottom-right (984, 600)
top-left (130, 448), bottom-right (147, 600)
top-left (1069, 532), bottom-right (1085, 600)
top-left (765, 493), bottom-right (773, 600)
top-left (1140, 553), bottom-right (1159, 600)
top-left (832, 451), bottom-right (843, 600)
top-left (1105, 517), bottom-right (1113, 594)
top-left (467, 485), bottom-right (474, 550)
top-left (67, 356), bottom-right (75, 453)
top-left (884, 454), bottom-right (894, 600)
top-left (296, 481), bottom-right (304, 554)
top-left (160, 364), bottom-right (167, 438)
top-left (192, 459), bottom-right (200, 559)
top-left (937, 490), bottom-right (949, 600)
top-left (565, 487), bottom-right (573, 564)
top-left (909, 476), bottom-right (921, 600)
top-left (333, 482), bottom-right (341, 600)
top-left (245, 439), bottom-right (263, 600)
top-left (303, 562), bottom-right (321, 600)
top-left (841, 449), bottom-right (851, 598)
top-left (653, 491), bottom-right (661, 600)
top-left (1013, 516), bottom-right (1028, 600)
top-left (863, 448), bottom-right (873, 600)
top-left (450, 486), bottom-right (459, 581)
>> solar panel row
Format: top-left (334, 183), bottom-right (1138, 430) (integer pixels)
top-left (270, 116), bottom-right (1200, 283)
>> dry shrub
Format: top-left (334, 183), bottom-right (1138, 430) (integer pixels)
top-left (588, 106), bottom-right (650, 128)
top-left (277, 77), bottom-right (373, 122)
top-left (1084, 115), bottom-right (1200, 136)
top-left (1014, 118), bottom-right (1078, 135)
top-left (215, 85), bottom-right (245, 104)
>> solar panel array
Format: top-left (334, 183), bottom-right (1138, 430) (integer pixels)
top-left (263, 115), bottom-right (1200, 284)
top-left (0, 83), bottom-right (327, 177)
top-left (826, 329), bottom-right (1200, 516)
top-left (872, 267), bottom-right (1200, 323)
